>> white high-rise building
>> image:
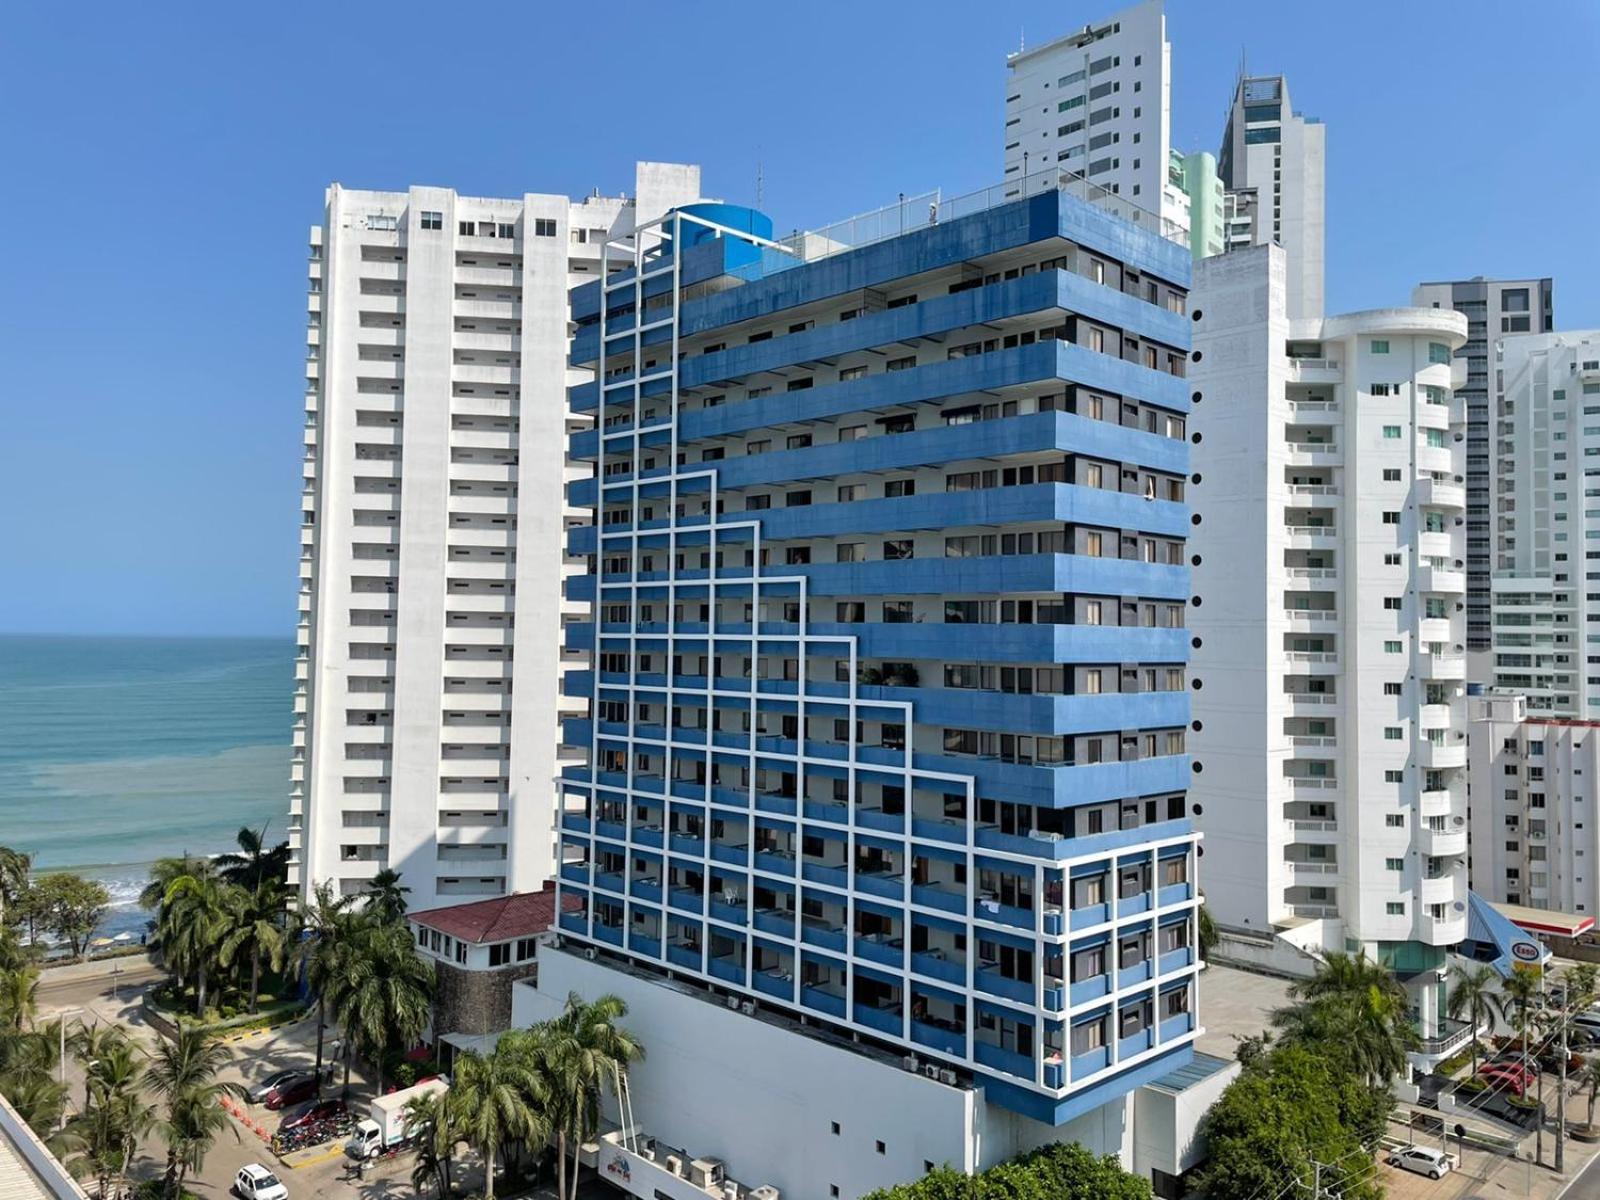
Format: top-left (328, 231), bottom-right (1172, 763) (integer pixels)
top-left (1187, 245), bottom-right (1472, 1063)
top-left (1412, 277), bottom-right (1555, 667)
top-left (1487, 331), bottom-right (1600, 717)
top-left (291, 162), bottom-right (703, 909)
top-left (1217, 74), bottom-right (1325, 321)
top-left (1003, 0), bottom-right (1189, 239)
top-left (1469, 690), bottom-right (1600, 918)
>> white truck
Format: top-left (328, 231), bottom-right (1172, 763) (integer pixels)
top-left (345, 1076), bottom-right (448, 1160)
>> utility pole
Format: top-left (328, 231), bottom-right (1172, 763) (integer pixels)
top-left (1535, 968), bottom-right (1547, 1168)
top-left (1558, 974), bottom-right (1572, 1172)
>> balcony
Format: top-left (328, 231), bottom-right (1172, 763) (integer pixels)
top-left (1419, 741), bottom-right (1467, 770)
top-left (1420, 653), bottom-right (1467, 681)
top-left (1284, 441), bottom-right (1341, 465)
top-left (1285, 357), bottom-right (1342, 383)
top-left (1418, 566), bottom-right (1467, 595)
top-left (1418, 478), bottom-right (1467, 510)
top-left (1419, 871), bottom-right (1462, 907)
top-left (1414, 1017), bottom-right (1475, 1060)
top-left (1418, 822), bottom-right (1468, 857)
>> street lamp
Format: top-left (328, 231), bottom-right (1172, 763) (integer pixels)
top-left (54, 1005), bottom-right (83, 1130)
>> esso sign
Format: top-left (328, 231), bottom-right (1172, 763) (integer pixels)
top-left (1511, 942), bottom-right (1541, 963)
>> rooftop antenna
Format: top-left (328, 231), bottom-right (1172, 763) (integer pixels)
top-left (755, 156), bottom-right (764, 209)
top-left (1019, 26), bottom-right (1025, 53)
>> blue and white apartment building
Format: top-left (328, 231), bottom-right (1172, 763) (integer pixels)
top-left (519, 173), bottom-right (1232, 1200)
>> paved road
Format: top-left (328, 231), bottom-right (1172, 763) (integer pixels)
top-left (1563, 1150), bottom-right (1600, 1199)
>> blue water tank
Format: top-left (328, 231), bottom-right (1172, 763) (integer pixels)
top-left (670, 203), bottom-right (773, 249)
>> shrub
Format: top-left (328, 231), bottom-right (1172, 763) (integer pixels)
top-left (862, 1142), bottom-right (1150, 1199)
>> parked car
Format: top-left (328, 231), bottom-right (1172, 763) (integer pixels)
top-left (279, 1098), bottom-right (348, 1133)
top-left (1387, 1145), bottom-right (1456, 1180)
top-left (247, 1069), bottom-right (310, 1106)
top-left (262, 1074), bottom-right (319, 1112)
top-left (234, 1163), bottom-right (288, 1200)
top-left (1478, 1062), bottom-right (1535, 1097)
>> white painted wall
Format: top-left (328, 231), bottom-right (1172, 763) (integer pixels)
top-left (294, 165), bottom-right (702, 909)
top-left (1189, 246), bottom-right (1472, 1024)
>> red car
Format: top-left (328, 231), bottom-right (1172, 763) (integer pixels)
top-left (278, 1098), bottom-right (347, 1132)
top-left (1477, 1063), bottom-right (1534, 1098)
top-left (262, 1074), bottom-right (318, 1111)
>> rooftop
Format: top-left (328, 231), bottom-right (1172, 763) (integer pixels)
top-left (1147, 1050), bottom-right (1235, 1095)
top-left (409, 883), bottom-right (576, 945)
top-left (0, 1092), bottom-right (87, 1200)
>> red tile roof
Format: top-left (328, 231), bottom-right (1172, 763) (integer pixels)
top-left (407, 883), bottom-right (576, 945)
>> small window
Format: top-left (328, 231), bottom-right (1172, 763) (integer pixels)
top-left (876, 1141), bottom-right (886, 1155)
top-left (420, 211), bottom-right (443, 231)
top-left (1370, 340), bottom-right (1389, 354)
top-left (1382, 425), bottom-right (1402, 439)
top-left (534, 218), bottom-right (557, 237)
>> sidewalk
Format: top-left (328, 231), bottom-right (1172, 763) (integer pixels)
top-left (37, 950), bottom-right (159, 983)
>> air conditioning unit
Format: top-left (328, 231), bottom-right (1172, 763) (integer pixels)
top-left (923, 1063), bottom-right (941, 1079)
top-left (727, 995), bottom-right (741, 1010)
top-left (740, 1001), bottom-right (757, 1015)
top-left (584, 948), bottom-right (597, 961)
top-left (939, 1069), bottom-right (958, 1086)
top-left (903, 1056), bottom-right (920, 1072)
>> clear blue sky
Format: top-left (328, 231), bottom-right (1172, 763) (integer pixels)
top-left (2, 1), bottom-right (1595, 637)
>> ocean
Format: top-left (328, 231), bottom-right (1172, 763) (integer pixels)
top-left (0, 634), bottom-right (294, 942)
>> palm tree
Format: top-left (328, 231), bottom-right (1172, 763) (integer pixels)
top-left (1501, 963), bottom-right (1544, 1074)
top-left (218, 877), bottom-right (290, 1013)
top-left (144, 1024), bottom-right (247, 1199)
top-left (70, 1037), bottom-right (151, 1199)
top-left (1273, 950), bottom-right (1416, 1086)
top-left (1446, 963), bottom-right (1503, 1077)
top-left (139, 853), bottom-right (215, 911)
top-left (0, 846), bottom-right (31, 920)
top-left (67, 1018), bottom-right (129, 1111)
top-left (294, 882), bottom-right (357, 1091)
top-left (450, 1039), bottom-right (548, 1200)
top-left (1577, 1057), bottom-right (1600, 1129)
top-left (0, 964), bottom-right (39, 1032)
top-left (364, 868), bottom-right (411, 924)
top-left (404, 1088), bottom-right (457, 1196)
top-left (162, 873), bottom-right (234, 1016)
top-left (0, 1020), bottom-right (67, 1133)
top-left (215, 823), bottom-right (291, 891)
top-left (329, 920), bottom-right (433, 1094)
top-left (543, 993), bottom-right (645, 1200)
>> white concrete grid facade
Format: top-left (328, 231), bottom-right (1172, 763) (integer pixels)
top-left (1003, 0), bottom-right (1190, 239)
top-left (292, 163), bottom-right (702, 910)
top-left (1486, 332), bottom-right (1600, 717)
top-left (1469, 690), bottom-right (1600, 917)
top-left (1187, 245), bottom-right (1471, 1057)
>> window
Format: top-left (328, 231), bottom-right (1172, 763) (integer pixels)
top-left (1386, 902), bottom-right (1405, 915)
top-left (1384, 727), bottom-right (1402, 740)
top-left (1385, 770), bottom-right (1403, 783)
top-left (1382, 511), bottom-right (1399, 524)
top-left (1429, 342), bottom-right (1451, 364)
top-left (1382, 468), bottom-right (1401, 481)
top-left (1384, 683), bottom-right (1402, 696)
top-left (420, 211), bottom-right (443, 231)
top-left (534, 218), bottom-right (557, 237)
top-left (1382, 425), bottom-right (1402, 439)
top-left (1384, 640), bottom-right (1402, 653)
top-left (1370, 340), bottom-right (1389, 354)
top-left (1386, 858), bottom-right (1404, 871)
top-left (1386, 814), bottom-right (1405, 828)
top-left (1383, 597), bottom-right (1401, 611)
top-left (489, 942), bottom-right (510, 967)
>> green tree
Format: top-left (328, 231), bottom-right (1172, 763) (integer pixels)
top-left (139, 854), bottom-right (214, 912)
top-left (143, 1025), bottom-right (246, 1199)
top-left (162, 874), bottom-right (234, 1016)
top-left (30, 874), bottom-right (110, 960)
top-left (1446, 963), bottom-right (1503, 1078)
top-left (69, 1035), bottom-right (151, 1199)
top-left (450, 1038), bottom-right (548, 1200)
top-left (218, 877), bottom-right (290, 1013)
top-left (1273, 949), bottom-right (1417, 1085)
top-left (1501, 963), bottom-right (1544, 1076)
top-left (215, 823), bottom-right (291, 891)
top-left (0, 964), bottom-right (39, 1033)
top-left (403, 1087), bottom-right (458, 1196)
top-left (1576, 1057), bottom-right (1600, 1129)
top-left (861, 1141), bottom-right (1151, 1199)
top-left (67, 1019), bottom-right (129, 1111)
top-left (542, 992), bottom-right (644, 1200)
top-left (364, 867), bottom-right (411, 924)
top-left (0, 1017), bottom-right (68, 1133)
top-left (293, 880), bottom-right (357, 1089)
top-left (1193, 1042), bottom-right (1383, 1200)
top-left (0, 847), bottom-right (32, 923)
top-left (328, 919), bottom-right (433, 1094)
top-left (1197, 901), bottom-right (1218, 962)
